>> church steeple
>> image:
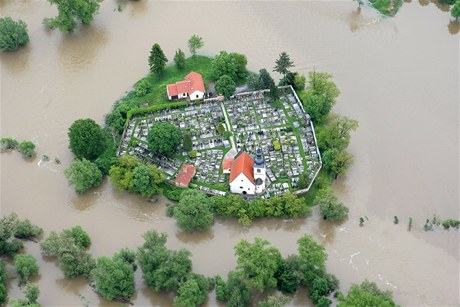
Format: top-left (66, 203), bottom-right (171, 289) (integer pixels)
top-left (254, 147), bottom-right (264, 167)
top-left (254, 147), bottom-right (266, 194)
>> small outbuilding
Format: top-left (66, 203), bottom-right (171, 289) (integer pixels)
top-left (167, 71), bottom-right (205, 100)
top-left (175, 164), bottom-right (196, 188)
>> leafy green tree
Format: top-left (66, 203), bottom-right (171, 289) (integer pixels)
top-left (188, 35), bottom-right (204, 56)
top-left (293, 73), bottom-right (306, 91)
top-left (174, 48), bottom-right (186, 69)
top-left (65, 158), bottom-right (103, 193)
top-left (40, 226), bottom-right (95, 278)
top-left (43, 0), bottom-right (102, 32)
top-left (315, 187), bottom-right (349, 221)
top-left (174, 274), bottom-right (210, 307)
top-left (302, 71), bottom-right (340, 123)
top-left (174, 190), bottom-right (214, 232)
top-left (0, 17), bottom-right (29, 52)
top-left (14, 254), bottom-right (39, 284)
top-left (273, 52), bottom-right (294, 77)
top-left (64, 225), bottom-right (91, 249)
top-left (310, 274), bottom-right (339, 304)
top-left (278, 71), bottom-right (296, 87)
top-left (18, 141), bottom-right (36, 158)
top-left (259, 68), bottom-right (275, 90)
top-left (135, 79), bottom-right (150, 97)
top-left (0, 214), bottom-right (24, 257)
top-left (296, 171), bottom-right (311, 189)
top-left (91, 256), bottom-right (134, 301)
top-left (68, 118), bottom-right (107, 160)
top-left (9, 282), bottom-right (40, 307)
top-left (132, 163), bottom-right (160, 196)
top-left (137, 231), bottom-right (192, 291)
top-left (297, 234), bottom-right (327, 285)
top-left (215, 75), bottom-right (236, 99)
top-left (322, 149), bottom-right (354, 179)
top-left (275, 255), bottom-right (301, 293)
top-left (0, 137), bottom-right (19, 151)
top-left (148, 43), bottom-right (168, 76)
top-left (259, 294), bottom-right (290, 307)
top-left (183, 133), bottom-right (193, 151)
top-left (235, 237), bottom-right (282, 292)
top-left (215, 271), bottom-right (251, 307)
top-left (338, 280), bottom-right (398, 307)
top-left (14, 219), bottom-right (43, 241)
top-left (317, 296), bottom-right (332, 307)
top-left (147, 122), bottom-right (182, 157)
top-left (0, 261), bottom-right (8, 304)
top-left (246, 72), bottom-right (261, 90)
top-left (452, 0), bottom-right (460, 19)
top-left (317, 114), bottom-right (359, 152)
top-left (210, 51), bottom-right (248, 82)
top-left (217, 122), bottom-right (226, 134)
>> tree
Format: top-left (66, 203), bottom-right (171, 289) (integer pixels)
top-left (310, 274), bottom-right (339, 304)
top-left (14, 219), bottom-right (43, 241)
top-left (134, 79), bottom-right (150, 97)
top-left (0, 214), bottom-right (42, 257)
top-left (0, 137), bottom-right (19, 151)
top-left (217, 122), bottom-right (226, 134)
top-left (148, 43), bottom-right (168, 76)
top-left (293, 73), bottom-right (306, 91)
top-left (43, 0), bottom-right (102, 32)
top-left (234, 237), bottom-right (282, 292)
top-left (317, 296), bottom-right (332, 307)
top-left (215, 75), bottom-right (236, 99)
top-left (174, 274), bottom-right (210, 307)
top-left (183, 133), bottom-right (193, 151)
top-left (297, 171), bottom-right (311, 189)
top-left (147, 122), bottom-right (182, 157)
top-left (64, 225), bottom-right (91, 249)
top-left (0, 17), bottom-right (29, 52)
top-left (18, 141), bottom-right (36, 158)
top-left (315, 188), bottom-right (349, 221)
top-left (273, 52), bottom-right (294, 77)
top-left (0, 261), bottom-right (7, 304)
top-left (246, 72), bottom-right (261, 90)
top-left (40, 226), bottom-right (95, 278)
top-left (317, 114), bottom-right (359, 152)
top-left (174, 190), bottom-right (214, 232)
top-left (188, 35), bottom-right (204, 56)
top-left (14, 254), bottom-right (39, 285)
top-left (65, 158), bottom-right (103, 193)
top-left (259, 294), bottom-right (290, 307)
top-left (259, 68), bottom-right (275, 90)
top-left (322, 149), bottom-right (354, 179)
top-left (296, 234), bottom-right (327, 285)
top-left (210, 51), bottom-right (248, 82)
top-left (452, 0), bottom-right (460, 19)
top-left (174, 48), bottom-right (186, 69)
top-left (91, 256), bottom-right (134, 301)
top-left (9, 282), bottom-right (40, 307)
top-left (338, 280), bottom-right (398, 307)
top-left (68, 118), bottom-right (107, 160)
top-left (215, 271), bottom-right (251, 307)
top-left (137, 231), bottom-right (192, 291)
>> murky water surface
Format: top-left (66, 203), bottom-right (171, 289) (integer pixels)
top-left (1, 1), bottom-right (458, 306)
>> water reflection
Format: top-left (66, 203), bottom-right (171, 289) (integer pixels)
top-left (115, 0), bottom-right (149, 16)
top-left (141, 286), bottom-right (174, 307)
top-left (448, 20), bottom-right (460, 34)
top-left (176, 229), bottom-right (215, 245)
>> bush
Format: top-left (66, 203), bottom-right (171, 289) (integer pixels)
top-left (0, 261), bottom-right (7, 304)
top-left (18, 141), bottom-right (36, 158)
top-left (14, 254), bottom-right (39, 284)
top-left (188, 150), bottom-right (197, 158)
top-left (0, 137), bottom-right (19, 151)
top-left (64, 225), bottom-right (91, 249)
top-left (0, 17), bottom-right (29, 52)
top-left (14, 219), bottom-right (43, 240)
top-left (273, 140), bottom-right (281, 151)
top-left (135, 79), bottom-right (150, 97)
top-left (65, 158), bottom-right (103, 194)
top-left (442, 219), bottom-right (460, 229)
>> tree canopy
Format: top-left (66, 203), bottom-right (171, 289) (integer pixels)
top-left (173, 190), bottom-right (214, 232)
top-left (188, 35), bottom-right (204, 56)
top-left (68, 118), bottom-right (107, 160)
top-left (0, 17), bottom-right (29, 52)
top-left (174, 274), bottom-right (210, 307)
top-left (65, 158), bottom-right (103, 194)
top-left (322, 148), bottom-right (354, 179)
top-left (338, 280), bottom-right (398, 307)
top-left (174, 48), bottom-right (186, 69)
top-left (215, 271), bottom-right (251, 307)
top-left (0, 261), bottom-right (7, 305)
top-left (210, 51), bottom-right (248, 83)
top-left (297, 234), bottom-right (327, 284)
top-left (43, 0), bottom-right (102, 32)
top-left (234, 237), bottom-right (282, 292)
top-left (147, 122), bottom-right (182, 157)
top-left (215, 75), bottom-right (236, 99)
top-left (148, 43), bottom-right (168, 76)
top-left (182, 132), bottom-right (193, 151)
top-left (259, 294), bottom-right (291, 307)
top-left (273, 52), bottom-right (294, 76)
top-left (18, 141), bottom-right (36, 158)
top-left (0, 213), bottom-right (42, 257)
top-left (9, 282), bottom-right (40, 307)
top-left (315, 187), bottom-right (349, 221)
top-left (452, 0), bottom-right (460, 19)
top-left (317, 114), bottom-right (359, 152)
top-left (14, 254), bottom-right (39, 285)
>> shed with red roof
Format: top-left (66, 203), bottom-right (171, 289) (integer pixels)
top-left (175, 164), bottom-right (196, 188)
top-left (167, 71), bottom-right (205, 100)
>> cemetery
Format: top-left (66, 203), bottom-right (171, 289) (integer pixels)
top-left (118, 86), bottom-right (321, 197)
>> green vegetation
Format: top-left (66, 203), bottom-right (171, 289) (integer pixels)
top-left (259, 294), bottom-right (290, 307)
top-left (0, 17), bottom-right (29, 52)
top-left (17, 141), bottom-right (36, 158)
top-left (315, 187), bottom-right (349, 221)
top-left (173, 190), bottom-right (214, 232)
top-left (452, 0), bottom-right (460, 19)
top-left (0, 137), bottom-right (19, 151)
top-left (338, 280), bottom-right (398, 306)
top-left (174, 49), bottom-right (186, 70)
top-left (109, 155), bottom-right (164, 196)
top-left (210, 51), bottom-right (248, 83)
top-left (68, 118), bottom-right (107, 160)
top-left (149, 43), bottom-right (168, 76)
top-left (188, 34), bottom-right (204, 56)
top-left (215, 271), bottom-right (251, 306)
top-left (273, 52), bottom-right (294, 77)
top-left (147, 122), bottom-right (182, 157)
top-left (0, 213), bottom-right (42, 257)
top-left (369, 0), bottom-right (403, 16)
top-left (0, 261), bottom-right (7, 304)
top-left (43, 0), bottom-right (102, 32)
top-left (182, 132), bottom-right (193, 151)
top-left (215, 75), bottom-right (236, 98)
top-left (14, 254), bottom-right (39, 285)
top-left (174, 274), bottom-right (211, 307)
top-left (65, 158), bottom-right (103, 193)
top-left (442, 219), bottom-right (460, 229)
top-left (40, 226), bottom-right (95, 278)
top-left (9, 282), bottom-right (40, 307)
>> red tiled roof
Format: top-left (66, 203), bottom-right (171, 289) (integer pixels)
top-left (185, 71), bottom-right (205, 94)
top-left (222, 158), bottom-right (233, 170)
top-left (229, 152), bottom-right (255, 184)
top-left (167, 84), bottom-right (178, 96)
top-left (175, 80), bottom-right (190, 94)
top-left (175, 164), bottom-right (196, 187)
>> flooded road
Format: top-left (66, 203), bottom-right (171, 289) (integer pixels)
top-left (1, 1), bottom-right (459, 306)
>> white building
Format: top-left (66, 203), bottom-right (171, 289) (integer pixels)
top-left (167, 71), bottom-right (205, 100)
top-left (228, 149), bottom-right (266, 195)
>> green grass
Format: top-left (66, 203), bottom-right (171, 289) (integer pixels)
top-left (302, 169), bottom-right (333, 207)
top-left (369, 0), bottom-right (403, 16)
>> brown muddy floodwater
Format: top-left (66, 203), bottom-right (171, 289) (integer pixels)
top-left (1, 1), bottom-right (459, 306)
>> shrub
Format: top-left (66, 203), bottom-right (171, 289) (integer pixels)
top-left (273, 140), bottom-right (281, 151)
top-left (188, 150), bottom-right (197, 158)
top-left (0, 17), bottom-right (29, 52)
top-left (0, 137), bottom-right (19, 151)
top-left (135, 79), bottom-right (150, 97)
top-left (14, 254), bottom-right (39, 284)
top-left (18, 141), bottom-right (36, 158)
top-left (64, 158), bottom-right (103, 194)
top-left (442, 219), bottom-right (460, 229)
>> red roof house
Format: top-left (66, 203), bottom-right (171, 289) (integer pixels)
top-left (167, 71), bottom-right (205, 101)
top-left (229, 152), bottom-right (255, 195)
top-left (175, 164), bottom-right (196, 188)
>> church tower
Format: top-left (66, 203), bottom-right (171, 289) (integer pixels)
top-left (254, 147), bottom-right (266, 194)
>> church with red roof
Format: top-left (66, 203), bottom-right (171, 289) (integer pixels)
top-left (228, 148), bottom-right (266, 195)
top-left (167, 71), bottom-right (205, 101)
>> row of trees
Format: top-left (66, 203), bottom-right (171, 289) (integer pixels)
top-left (0, 137), bottom-right (36, 158)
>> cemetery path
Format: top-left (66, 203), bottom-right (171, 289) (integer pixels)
top-left (220, 102), bottom-right (237, 151)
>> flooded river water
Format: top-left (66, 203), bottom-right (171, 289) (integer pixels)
top-left (1, 1), bottom-right (458, 306)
